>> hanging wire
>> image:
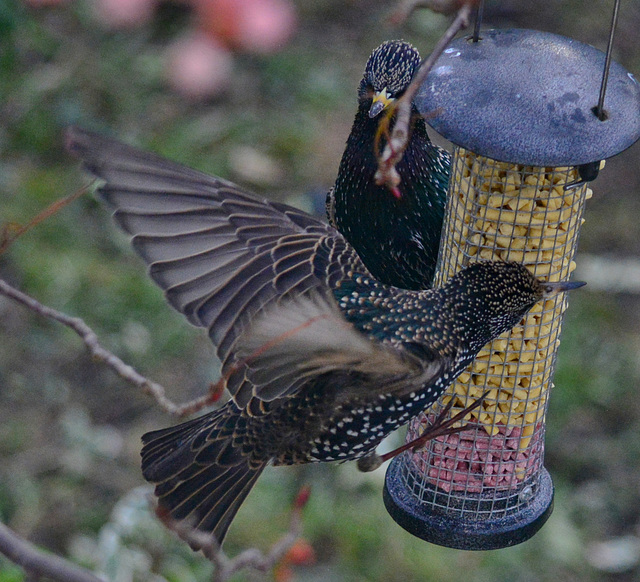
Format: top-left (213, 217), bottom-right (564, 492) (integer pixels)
top-left (595, 0), bottom-right (621, 120)
top-left (472, 0), bottom-right (485, 42)
top-left (567, 0), bottom-right (621, 189)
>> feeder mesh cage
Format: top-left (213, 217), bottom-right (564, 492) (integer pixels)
top-left (399, 146), bottom-right (591, 518)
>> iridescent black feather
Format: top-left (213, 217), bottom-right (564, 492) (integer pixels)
top-left (327, 40), bottom-right (451, 290)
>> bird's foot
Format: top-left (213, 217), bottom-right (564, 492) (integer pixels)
top-left (357, 453), bottom-right (384, 473)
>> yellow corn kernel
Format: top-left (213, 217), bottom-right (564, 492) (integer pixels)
top-left (457, 372), bottom-right (471, 384)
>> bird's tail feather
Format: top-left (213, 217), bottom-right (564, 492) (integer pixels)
top-left (141, 407), bottom-right (266, 545)
top-left (168, 461), bottom-right (265, 542)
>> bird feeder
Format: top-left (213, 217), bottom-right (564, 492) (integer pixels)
top-left (384, 27), bottom-right (640, 550)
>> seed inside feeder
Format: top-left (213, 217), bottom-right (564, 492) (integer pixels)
top-left (400, 146), bottom-right (591, 506)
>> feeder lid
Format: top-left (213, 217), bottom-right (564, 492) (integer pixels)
top-left (417, 28), bottom-right (640, 166)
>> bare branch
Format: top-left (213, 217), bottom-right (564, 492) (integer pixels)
top-left (157, 486), bottom-right (311, 582)
top-left (375, 0), bottom-right (477, 191)
top-left (0, 275), bottom-right (337, 419)
top-left (0, 184), bottom-right (90, 255)
top-left (0, 277), bottom-right (220, 417)
top-left (0, 521), bottom-right (104, 582)
top-left (390, 0), bottom-right (474, 24)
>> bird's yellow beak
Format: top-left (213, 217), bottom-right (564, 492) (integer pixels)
top-left (369, 88), bottom-right (395, 118)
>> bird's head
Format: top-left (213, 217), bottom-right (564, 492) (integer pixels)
top-left (359, 40), bottom-right (422, 119)
top-left (450, 261), bottom-right (586, 346)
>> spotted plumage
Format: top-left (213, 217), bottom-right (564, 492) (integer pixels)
top-left (66, 126), bottom-right (582, 546)
top-left (327, 40), bottom-right (451, 289)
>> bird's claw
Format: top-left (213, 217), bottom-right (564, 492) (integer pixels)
top-left (357, 453), bottom-right (383, 473)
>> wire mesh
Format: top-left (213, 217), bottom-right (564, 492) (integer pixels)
top-left (399, 146), bottom-right (591, 519)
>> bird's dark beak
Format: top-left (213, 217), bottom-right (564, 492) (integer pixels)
top-left (542, 280), bottom-right (586, 298)
top-left (369, 88), bottom-right (394, 118)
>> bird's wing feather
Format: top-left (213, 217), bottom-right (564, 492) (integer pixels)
top-left (66, 126), bottom-right (371, 405)
top-left (235, 293), bottom-right (447, 403)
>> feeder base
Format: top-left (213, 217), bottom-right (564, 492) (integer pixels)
top-left (383, 457), bottom-right (554, 550)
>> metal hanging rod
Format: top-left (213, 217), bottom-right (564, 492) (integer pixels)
top-left (472, 0), bottom-right (484, 42)
top-left (595, 0), bottom-right (622, 120)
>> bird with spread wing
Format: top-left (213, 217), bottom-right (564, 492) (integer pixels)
top-left (66, 125), bottom-right (583, 545)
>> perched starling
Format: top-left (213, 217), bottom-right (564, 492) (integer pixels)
top-left (66, 127), bottom-right (583, 545)
top-left (327, 40), bottom-right (451, 289)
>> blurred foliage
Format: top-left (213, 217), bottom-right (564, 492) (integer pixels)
top-left (1, 0), bottom-right (640, 581)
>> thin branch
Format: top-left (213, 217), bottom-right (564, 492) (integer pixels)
top-left (375, 0), bottom-right (477, 191)
top-left (158, 486), bottom-right (311, 582)
top-left (0, 182), bottom-right (216, 415)
top-left (0, 275), bottom-right (337, 418)
top-left (0, 184), bottom-right (90, 255)
top-left (0, 521), bottom-right (104, 582)
top-left (389, 0), bottom-right (472, 24)
top-left (0, 276), bottom-right (220, 417)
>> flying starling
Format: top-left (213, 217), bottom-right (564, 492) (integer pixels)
top-left (66, 126), bottom-right (583, 546)
top-left (327, 40), bottom-right (451, 290)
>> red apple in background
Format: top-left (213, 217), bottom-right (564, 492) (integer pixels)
top-left (194, 0), bottom-right (296, 53)
top-left (32, 0), bottom-right (297, 100)
top-left (166, 32), bottom-right (233, 99)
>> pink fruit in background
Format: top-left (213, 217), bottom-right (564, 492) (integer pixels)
top-left (165, 32), bottom-right (233, 99)
top-left (194, 0), bottom-right (296, 53)
top-left (93, 0), bottom-right (155, 28)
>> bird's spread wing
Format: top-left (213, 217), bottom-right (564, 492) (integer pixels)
top-left (66, 126), bottom-right (373, 405)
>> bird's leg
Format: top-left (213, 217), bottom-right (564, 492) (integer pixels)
top-left (357, 391), bottom-right (489, 472)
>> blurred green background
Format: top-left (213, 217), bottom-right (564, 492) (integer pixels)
top-left (2, 0), bottom-right (640, 580)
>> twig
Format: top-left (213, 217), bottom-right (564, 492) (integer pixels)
top-left (389, 0), bottom-right (473, 24)
top-left (0, 184), bottom-right (90, 255)
top-left (158, 486), bottom-right (311, 582)
top-left (0, 277), bottom-right (218, 417)
top-left (0, 275), bottom-right (337, 418)
top-left (375, 0), bottom-right (477, 191)
top-left (0, 180), bottom-right (209, 416)
top-left (0, 521), bottom-right (104, 582)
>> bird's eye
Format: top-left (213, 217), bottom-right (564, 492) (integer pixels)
top-left (359, 86), bottom-right (375, 101)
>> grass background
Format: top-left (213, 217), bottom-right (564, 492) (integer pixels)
top-left (2, 0), bottom-right (640, 580)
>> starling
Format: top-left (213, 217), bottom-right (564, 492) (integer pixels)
top-left (66, 126), bottom-right (583, 545)
top-left (327, 40), bottom-right (451, 290)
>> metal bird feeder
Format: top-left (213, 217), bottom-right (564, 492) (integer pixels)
top-left (383, 21), bottom-right (640, 550)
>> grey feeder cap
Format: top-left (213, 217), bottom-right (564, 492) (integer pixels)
top-left (416, 28), bottom-right (640, 166)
